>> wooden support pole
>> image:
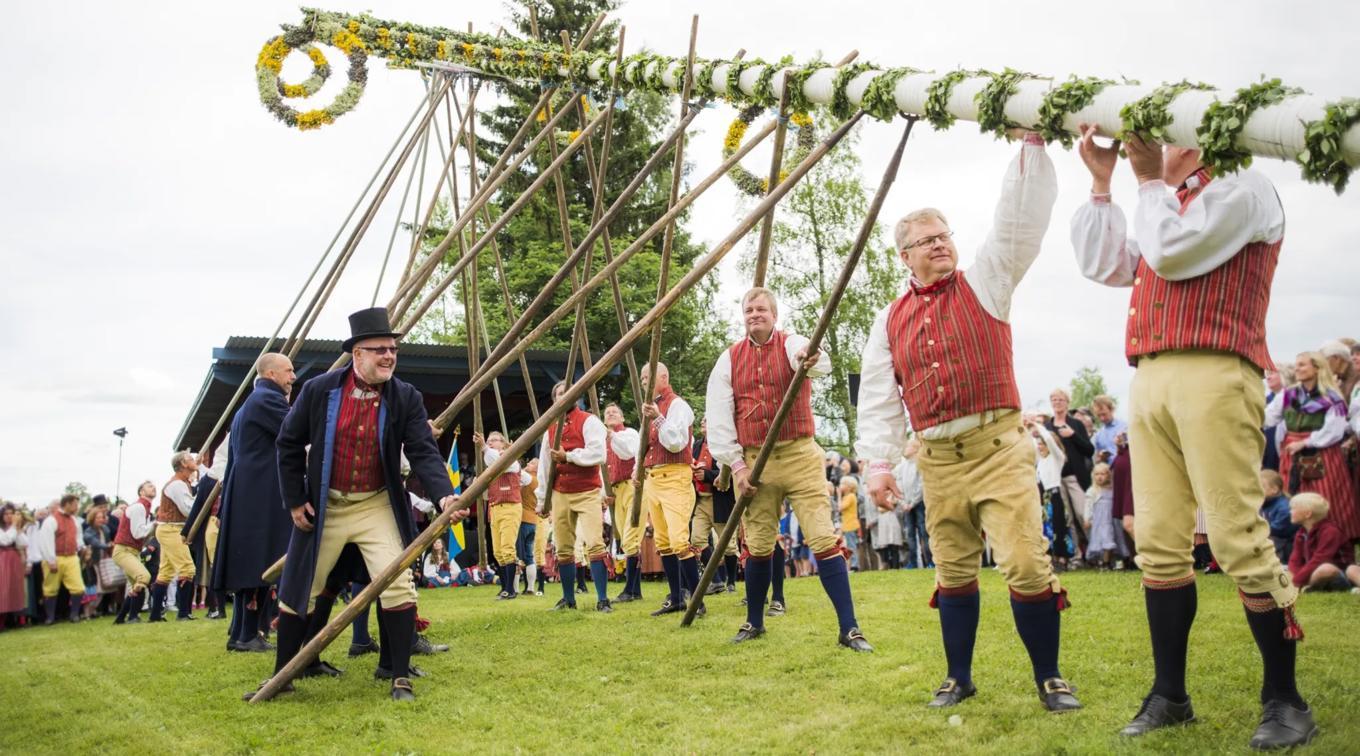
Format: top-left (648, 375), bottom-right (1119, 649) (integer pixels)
top-left (680, 115), bottom-right (913, 627)
top-left (628, 15), bottom-right (700, 529)
top-left (246, 108), bottom-right (861, 705)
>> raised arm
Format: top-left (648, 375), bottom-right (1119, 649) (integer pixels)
top-left (969, 134), bottom-right (1058, 320)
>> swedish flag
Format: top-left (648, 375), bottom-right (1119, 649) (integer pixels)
top-left (446, 428), bottom-right (466, 560)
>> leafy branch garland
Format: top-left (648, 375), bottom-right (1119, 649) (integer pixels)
top-left (1197, 78), bottom-right (1304, 174)
top-left (830, 62), bottom-right (874, 120)
top-left (922, 69), bottom-right (973, 129)
top-left (975, 68), bottom-right (1040, 140)
top-left (721, 105), bottom-right (816, 197)
top-left (256, 27), bottom-right (368, 130)
top-left (1300, 98), bottom-right (1360, 193)
top-left (782, 59), bottom-right (826, 114)
top-left (860, 67), bottom-right (921, 122)
top-left (1037, 75), bottom-right (1115, 147)
top-left (1118, 80), bottom-right (1214, 143)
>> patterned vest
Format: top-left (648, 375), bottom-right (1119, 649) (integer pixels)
top-left (886, 270), bottom-right (1021, 429)
top-left (548, 408), bottom-right (601, 493)
top-left (729, 331), bottom-right (816, 448)
top-left (1126, 171), bottom-right (1280, 373)
top-left (643, 388), bottom-right (694, 468)
top-left (113, 498), bottom-right (152, 549)
top-left (694, 439), bottom-right (714, 494)
top-left (605, 426), bottom-right (635, 485)
top-left (53, 512), bottom-right (78, 556)
top-left (157, 479), bottom-right (187, 524)
top-left (488, 467), bottom-right (522, 504)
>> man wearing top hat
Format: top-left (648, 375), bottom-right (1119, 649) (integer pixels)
top-left (247, 307), bottom-right (465, 703)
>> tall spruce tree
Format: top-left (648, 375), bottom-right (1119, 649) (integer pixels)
top-left (413, 0), bottom-right (729, 425)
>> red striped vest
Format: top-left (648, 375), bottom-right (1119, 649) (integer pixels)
top-left (488, 466), bottom-right (522, 504)
top-left (730, 331), bottom-right (816, 448)
top-left (886, 270), bottom-right (1022, 429)
top-left (605, 425), bottom-right (635, 485)
top-left (644, 388), bottom-right (694, 468)
top-left (694, 440), bottom-right (714, 494)
top-left (548, 408), bottom-right (601, 493)
top-left (53, 512), bottom-right (78, 556)
top-left (1126, 173), bottom-right (1280, 373)
top-left (114, 498), bottom-right (152, 549)
top-left (157, 479), bottom-right (187, 524)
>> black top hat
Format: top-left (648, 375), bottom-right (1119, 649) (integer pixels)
top-left (342, 307), bottom-right (404, 352)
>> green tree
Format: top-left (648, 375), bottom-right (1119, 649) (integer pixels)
top-left (63, 481), bottom-right (90, 508)
top-left (740, 123), bottom-right (906, 454)
top-left (1068, 365), bottom-right (1109, 409)
top-left (410, 0), bottom-right (730, 430)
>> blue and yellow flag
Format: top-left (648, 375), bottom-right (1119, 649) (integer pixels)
top-left (446, 428), bottom-right (466, 560)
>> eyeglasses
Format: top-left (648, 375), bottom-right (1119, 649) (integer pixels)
top-left (904, 230), bottom-right (954, 250)
top-left (355, 346), bottom-right (400, 356)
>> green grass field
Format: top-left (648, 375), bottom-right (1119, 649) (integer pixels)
top-left (1, 569), bottom-right (1357, 754)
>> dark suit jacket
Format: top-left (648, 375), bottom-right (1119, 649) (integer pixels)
top-left (275, 367), bottom-right (455, 613)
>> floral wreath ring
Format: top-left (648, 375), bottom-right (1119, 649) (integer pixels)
top-left (721, 105), bottom-right (816, 197)
top-left (256, 29), bottom-right (370, 131)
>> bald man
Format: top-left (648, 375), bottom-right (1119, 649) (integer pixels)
top-left (637, 363), bottom-right (702, 617)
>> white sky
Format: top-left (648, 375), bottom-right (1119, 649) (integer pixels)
top-left (2, 1), bottom-right (1357, 506)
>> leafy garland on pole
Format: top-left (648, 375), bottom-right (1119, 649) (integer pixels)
top-left (254, 9), bottom-right (1359, 190)
top-left (721, 105), bottom-right (815, 197)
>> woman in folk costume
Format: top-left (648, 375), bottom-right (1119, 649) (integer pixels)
top-left (1267, 351), bottom-right (1360, 545)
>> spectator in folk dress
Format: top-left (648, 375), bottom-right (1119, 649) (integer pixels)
top-left (1258, 470), bottom-right (1297, 564)
top-left (1320, 340), bottom-right (1358, 402)
top-left (1262, 362), bottom-right (1288, 473)
top-left (1287, 493), bottom-right (1358, 593)
top-left (0, 504), bottom-right (28, 629)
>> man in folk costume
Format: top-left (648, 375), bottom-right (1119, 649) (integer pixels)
top-left (37, 494), bottom-right (86, 624)
top-left (1072, 126), bottom-right (1315, 748)
top-left (211, 353), bottom-right (297, 653)
top-left (603, 402), bottom-right (645, 602)
top-left (692, 418), bottom-right (739, 593)
top-left (636, 363), bottom-right (704, 617)
top-left (249, 308), bottom-right (464, 703)
top-left (536, 382), bottom-right (612, 612)
top-left (473, 430), bottom-right (532, 600)
top-left (152, 451), bottom-right (200, 622)
top-left (112, 482), bottom-right (156, 624)
top-left (859, 134), bottom-right (1080, 710)
top-left (706, 288), bottom-right (869, 650)
top-left (183, 442), bottom-right (228, 620)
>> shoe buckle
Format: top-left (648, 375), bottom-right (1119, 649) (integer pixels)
top-left (938, 679), bottom-right (957, 694)
top-left (1043, 678), bottom-right (1071, 695)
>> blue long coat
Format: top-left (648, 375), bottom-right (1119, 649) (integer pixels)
top-left (208, 378), bottom-right (293, 592)
top-left (275, 366), bottom-right (454, 614)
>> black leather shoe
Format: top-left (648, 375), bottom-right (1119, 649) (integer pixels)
top-left (301, 659), bottom-right (343, 678)
top-left (551, 598), bottom-right (577, 611)
top-left (495, 591), bottom-right (510, 600)
top-left (241, 680), bottom-right (294, 702)
top-left (650, 599), bottom-right (683, 617)
top-left (726, 583), bottom-right (737, 593)
top-left (614, 592), bottom-right (639, 603)
top-left (596, 600), bottom-right (613, 613)
top-left (375, 664), bottom-right (426, 680)
top-left (176, 615), bottom-right (196, 622)
top-left (706, 581), bottom-right (726, 596)
top-left (237, 636), bottom-right (273, 653)
top-left (927, 678), bottom-right (977, 708)
top-left (124, 615), bottom-right (141, 624)
top-left (837, 627), bottom-right (873, 653)
top-left (348, 640), bottom-right (381, 658)
top-left (1120, 694), bottom-right (1196, 737)
top-left (1249, 701), bottom-right (1317, 750)
top-left (766, 600), bottom-right (786, 617)
top-left (413, 635), bottom-right (448, 655)
top-left (1039, 677), bottom-right (1082, 712)
top-left (226, 640), bottom-right (246, 652)
top-left (390, 677), bottom-right (416, 702)
top-left (731, 622), bottom-right (766, 643)
top-left (207, 609), bottom-right (224, 620)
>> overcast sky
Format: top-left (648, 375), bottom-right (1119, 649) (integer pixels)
top-left (2, 1), bottom-right (1356, 506)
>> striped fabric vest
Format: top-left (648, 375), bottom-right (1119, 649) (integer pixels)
top-left (1125, 171), bottom-right (1280, 373)
top-left (548, 408), bottom-right (601, 493)
top-left (729, 331), bottom-right (816, 448)
top-left (886, 270), bottom-right (1022, 430)
top-left (643, 388), bottom-right (694, 468)
top-left (488, 468), bottom-right (522, 504)
top-left (605, 426), bottom-right (635, 485)
top-left (53, 512), bottom-right (78, 556)
top-left (113, 498), bottom-right (152, 549)
top-left (694, 439), bottom-right (714, 494)
top-left (157, 479), bottom-right (187, 524)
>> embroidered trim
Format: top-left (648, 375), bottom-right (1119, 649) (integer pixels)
top-left (1010, 586), bottom-right (1054, 603)
top-left (1143, 573), bottom-right (1196, 591)
top-left (1238, 589), bottom-right (1276, 614)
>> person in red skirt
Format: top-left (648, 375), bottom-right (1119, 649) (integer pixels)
top-left (1267, 351), bottom-right (1360, 546)
top-left (0, 504), bottom-right (28, 628)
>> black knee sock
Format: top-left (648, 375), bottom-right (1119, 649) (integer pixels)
top-left (680, 556), bottom-right (701, 601)
top-left (149, 583), bottom-right (167, 620)
top-left (127, 591), bottom-right (143, 621)
top-left (771, 544), bottom-right (786, 603)
top-left (745, 556), bottom-right (773, 628)
top-left (625, 555), bottom-right (640, 596)
top-left (725, 554), bottom-right (740, 585)
top-left (307, 593), bottom-right (337, 646)
top-left (815, 554), bottom-right (858, 633)
top-left (1010, 588), bottom-right (1063, 685)
top-left (377, 602), bottom-right (392, 671)
top-left (1241, 593), bottom-right (1305, 708)
top-left (559, 562), bottom-right (578, 605)
top-left (1145, 580), bottom-right (1197, 702)
top-left (272, 611), bottom-right (307, 674)
top-left (383, 607), bottom-right (416, 680)
top-left (176, 579), bottom-right (195, 618)
top-left (237, 595), bottom-right (262, 644)
top-left (228, 593), bottom-right (244, 640)
top-left (661, 554), bottom-right (681, 603)
top-left (935, 583), bottom-right (980, 686)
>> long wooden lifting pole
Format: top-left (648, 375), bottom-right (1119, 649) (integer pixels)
top-left (680, 115), bottom-right (915, 627)
top-left (247, 109), bottom-right (862, 704)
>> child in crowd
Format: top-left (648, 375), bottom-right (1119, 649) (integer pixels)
top-left (837, 478), bottom-right (861, 571)
top-left (422, 539), bottom-right (453, 588)
top-left (1288, 493), bottom-right (1359, 593)
top-left (1084, 463), bottom-right (1121, 569)
top-left (1259, 469), bottom-right (1297, 563)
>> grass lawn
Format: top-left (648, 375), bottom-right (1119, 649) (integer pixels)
top-left (1, 569), bottom-right (1357, 754)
